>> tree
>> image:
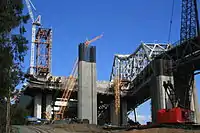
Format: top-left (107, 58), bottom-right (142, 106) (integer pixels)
top-left (0, 0), bottom-right (30, 132)
top-left (0, 0), bottom-right (29, 97)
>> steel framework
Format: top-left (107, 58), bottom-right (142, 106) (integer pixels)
top-left (110, 43), bottom-right (171, 89)
top-left (34, 28), bottom-right (52, 77)
top-left (180, 0), bottom-right (199, 43)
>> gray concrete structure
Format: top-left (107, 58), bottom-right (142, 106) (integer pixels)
top-left (150, 75), bottom-right (173, 123)
top-left (110, 100), bottom-right (128, 126)
top-left (34, 94), bottom-right (42, 118)
top-left (78, 44), bottom-right (97, 124)
top-left (78, 61), bottom-right (97, 124)
top-left (121, 100), bottom-right (128, 125)
top-left (191, 80), bottom-right (200, 123)
top-left (110, 100), bottom-right (120, 125)
top-left (46, 94), bottom-right (52, 119)
top-left (150, 59), bottom-right (173, 123)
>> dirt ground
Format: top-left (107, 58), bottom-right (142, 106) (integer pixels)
top-left (12, 124), bottom-right (200, 133)
top-left (120, 128), bottom-right (200, 133)
top-left (52, 124), bottom-right (110, 132)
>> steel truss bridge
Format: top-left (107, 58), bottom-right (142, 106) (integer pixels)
top-left (109, 36), bottom-right (200, 109)
top-left (110, 42), bottom-right (171, 84)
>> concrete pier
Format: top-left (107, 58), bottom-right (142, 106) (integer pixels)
top-left (121, 100), bottom-right (128, 125)
top-left (150, 59), bottom-right (173, 123)
top-left (78, 44), bottom-right (97, 124)
top-left (174, 67), bottom-right (200, 123)
top-left (34, 94), bottom-right (42, 119)
top-left (46, 94), bottom-right (52, 119)
top-left (191, 80), bottom-right (200, 123)
top-left (110, 100), bottom-right (120, 125)
top-left (110, 100), bottom-right (127, 126)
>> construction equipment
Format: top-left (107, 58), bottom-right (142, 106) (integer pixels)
top-left (156, 0), bottom-right (199, 125)
top-left (84, 34), bottom-right (103, 46)
top-left (157, 80), bottom-right (195, 124)
top-left (24, 0), bottom-right (41, 75)
top-left (54, 34), bottom-right (103, 120)
top-left (54, 59), bottom-right (78, 120)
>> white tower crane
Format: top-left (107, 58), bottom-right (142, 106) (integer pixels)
top-left (24, 0), bottom-right (41, 75)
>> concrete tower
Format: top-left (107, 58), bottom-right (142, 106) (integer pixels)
top-left (78, 43), bottom-right (97, 124)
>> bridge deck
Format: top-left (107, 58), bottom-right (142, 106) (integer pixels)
top-left (24, 79), bottom-right (113, 96)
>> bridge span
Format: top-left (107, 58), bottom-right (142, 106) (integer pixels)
top-left (110, 36), bottom-right (200, 123)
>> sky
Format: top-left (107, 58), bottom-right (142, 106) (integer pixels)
top-left (21, 0), bottom-right (200, 124)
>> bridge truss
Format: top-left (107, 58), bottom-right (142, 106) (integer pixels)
top-left (110, 42), bottom-right (171, 90)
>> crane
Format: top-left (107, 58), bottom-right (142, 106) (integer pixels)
top-left (54, 34), bottom-right (103, 120)
top-left (84, 34), bottom-right (103, 46)
top-left (24, 0), bottom-right (41, 75)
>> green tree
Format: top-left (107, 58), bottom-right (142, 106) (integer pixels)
top-left (0, 0), bottom-right (29, 96)
top-left (0, 0), bottom-right (30, 131)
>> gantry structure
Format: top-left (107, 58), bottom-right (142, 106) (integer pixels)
top-left (34, 28), bottom-right (52, 77)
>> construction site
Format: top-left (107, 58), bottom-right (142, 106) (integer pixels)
top-left (11, 0), bottom-right (200, 132)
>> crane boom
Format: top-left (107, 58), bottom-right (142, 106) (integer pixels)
top-left (24, 0), bottom-right (41, 75)
top-left (25, 0), bottom-right (34, 22)
top-left (84, 34), bottom-right (103, 46)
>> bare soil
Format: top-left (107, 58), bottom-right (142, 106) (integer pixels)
top-left (120, 128), bottom-right (200, 133)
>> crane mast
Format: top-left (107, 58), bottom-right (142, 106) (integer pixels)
top-left (24, 0), bottom-right (41, 75)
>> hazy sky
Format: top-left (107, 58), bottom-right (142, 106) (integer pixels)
top-left (22, 0), bottom-right (200, 123)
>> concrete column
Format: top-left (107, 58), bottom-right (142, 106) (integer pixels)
top-left (150, 59), bottom-right (173, 123)
top-left (34, 94), bottom-right (42, 119)
top-left (121, 100), bottom-right (128, 125)
top-left (110, 100), bottom-right (120, 125)
top-left (151, 75), bottom-right (174, 123)
top-left (78, 61), bottom-right (97, 124)
top-left (91, 62), bottom-right (97, 124)
top-left (191, 80), bottom-right (200, 123)
top-left (46, 94), bottom-right (52, 119)
top-left (78, 44), bottom-right (97, 124)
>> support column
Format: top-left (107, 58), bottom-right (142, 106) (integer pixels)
top-left (46, 94), bottom-right (52, 119)
top-left (174, 68), bottom-right (199, 123)
top-left (91, 61), bottom-right (97, 124)
top-left (121, 100), bottom-right (128, 125)
top-left (110, 100), bottom-right (120, 125)
top-left (150, 59), bottom-right (173, 123)
top-left (34, 94), bottom-right (42, 119)
top-left (78, 44), bottom-right (97, 124)
top-left (191, 80), bottom-right (200, 123)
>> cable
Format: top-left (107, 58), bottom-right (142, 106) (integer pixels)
top-left (167, 0), bottom-right (175, 43)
